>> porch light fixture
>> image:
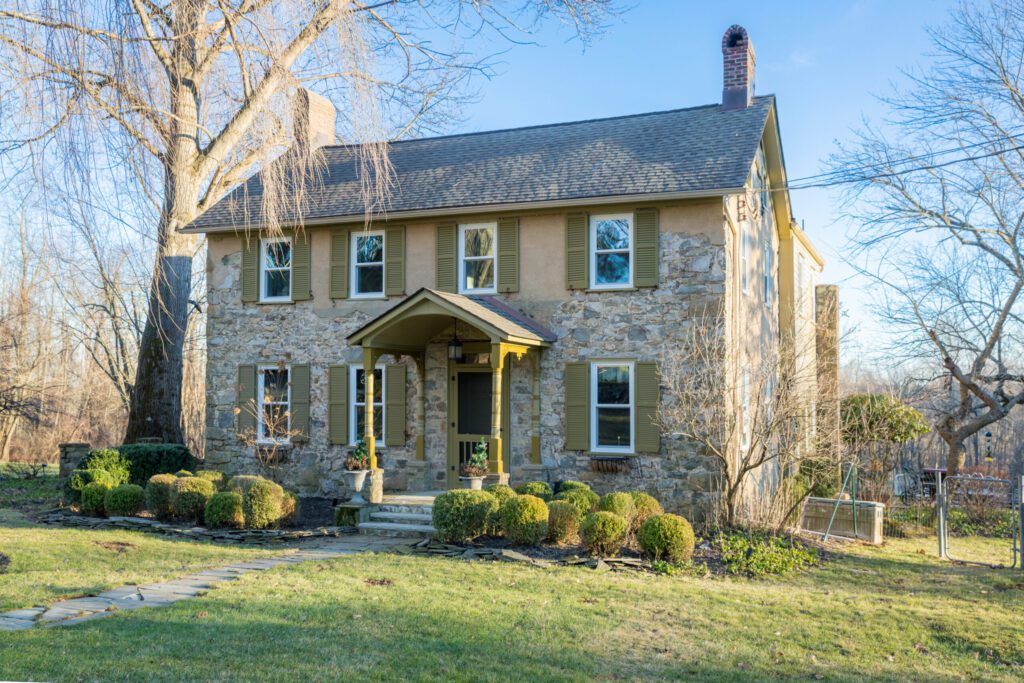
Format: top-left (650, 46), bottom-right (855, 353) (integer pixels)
top-left (447, 318), bottom-right (464, 362)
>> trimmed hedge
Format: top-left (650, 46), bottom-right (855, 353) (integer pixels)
top-left (554, 480), bottom-right (591, 494)
top-left (113, 443), bottom-right (195, 485)
top-left (243, 478), bottom-right (285, 529)
top-left (630, 492), bottom-right (664, 530)
top-left (227, 475), bottom-right (262, 495)
top-left (637, 514), bottom-right (696, 563)
top-left (76, 448), bottom-right (131, 485)
top-left (64, 468), bottom-right (121, 505)
top-left (195, 470), bottom-right (227, 490)
top-left (484, 483), bottom-right (517, 506)
top-left (172, 477), bottom-right (216, 523)
top-left (281, 491), bottom-right (298, 527)
top-left (205, 492), bottom-right (245, 529)
top-left (581, 511), bottom-right (628, 557)
top-left (515, 481), bottom-right (552, 501)
top-left (546, 500), bottom-right (582, 544)
top-left (104, 484), bottom-right (145, 517)
top-left (81, 481), bottom-right (111, 517)
top-left (500, 495), bottom-right (549, 546)
top-left (598, 492), bottom-right (636, 526)
top-left (174, 470), bottom-right (194, 478)
top-left (432, 489), bottom-right (498, 543)
top-left (553, 489), bottom-right (599, 517)
top-left (145, 474), bottom-right (178, 520)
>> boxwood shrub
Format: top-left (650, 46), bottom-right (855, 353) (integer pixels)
top-left (630, 491), bottom-right (664, 530)
top-left (243, 478), bottom-right (285, 529)
top-left (484, 483), bottom-right (516, 505)
top-left (432, 489), bottom-right (498, 543)
top-left (546, 500), bottom-right (582, 544)
top-left (580, 511), bottom-right (628, 557)
top-left (500, 494), bottom-right (549, 546)
top-left (227, 475), bottom-right (262, 495)
top-left (64, 468), bottom-right (121, 505)
top-left (205, 492), bottom-right (245, 529)
top-left (174, 470), bottom-right (194, 478)
top-left (195, 470), bottom-right (227, 490)
top-left (114, 443), bottom-right (195, 485)
top-left (172, 476), bottom-right (216, 523)
top-left (637, 514), bottom-right (695, 563)
top-left (553, 488), bottom-right (599, 517)
top-left (104, 484), bottom-right (145, 517)
top-left (281, 491), bottom-right (298, 527)
top-left (514, 481), bottom-right (552, 501)
top-left (76, 448), bottom-right (131, 485)
top-left (598, 492), bottom-right (636, 526)
top-left (554, 480), bottom-right (591, 494)
top-left (81, 481), bottom-right (112, 517)
top-left (145, 474), bottom-right (178, 520)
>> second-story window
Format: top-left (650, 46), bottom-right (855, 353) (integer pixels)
top-left (459, 223), bottom-right (496, 294)
top-left (352, 230), bottom-right (385, 298)
top-left (741, 226), bottom-right (751, 295)
top-left (260, 237), bottom-right (292, 302)
top-left (590, 214), bottom-right (633, 289)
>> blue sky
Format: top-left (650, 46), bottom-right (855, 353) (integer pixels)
top-left (451, 0), bottom-right (962, 361)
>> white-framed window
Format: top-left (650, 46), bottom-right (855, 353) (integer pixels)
top-left (259, 236), bottom-right (292, 302)
top-left (458, 223), bottom-right (497, 294)
top-left (753, 145), bottom-right (771, 217)
top-left (351, 230), bottom-right (385, 298)
top-left (590, 214), bottom-right (633, 289)
top-left (763, 241), bottom-right (773, 308)
top-left (741, 226), bottom-right (751, 295)
top-left (350, 366), bottom-right (384, 445)
top-left (257, 365), bottom-right (290, 443)
top-left (740, 367), bottom-right (751, 451)
top-left (590, 362), bottom-right (634, 453)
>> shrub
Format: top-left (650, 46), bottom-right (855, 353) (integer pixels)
top-left (554, 488), bottom-right (599, 517)
top-left (145, 474), bottom-right (178, 520)
top-left (104, 484), bottom-right (145, 517)
top-left (630, 492), bottom-right (664, 530)
top-left (81, 482), bottom-right (112, 517)
top-left (64, 468), bottom-right (120, 505)
top-left (580, 511), bottom-right (628, 557)
top-left (546, 500), bottom-right (582, 543)
top-left (174, 470), bottom-right (194, 478)
top-left (432, 489), bottom-right (498, 543)
top-left (227, 475), bottom-right (262, 495)
top-left (500, 495), bottom-right (549, 546)
top-left (172, 476), bottom-right (216, 524)
top-left (515, 481), bottom-right (553, 500)
top-left (281, 492), bottom-right (298, 527)
top-left (114, 443), bottom-right (195, 485)
top-left (485, 483), bottom-right (517, 505)
top-left (598, 492), bottom-right (636, 526)
top-left (243, 478), bottom-right (286, 529)
top-left (554, 480), bottom-right (591, 494)
top-left (716, 531), bottom-right (819, 577)
top-left (637, 514), bottom-right (695, 563)
top-left (195, 470), bottom-right (227, 490)
top-left (76, 448), bottom-right (131, 486)
top-left (205, 492), bottom-right (245, 529)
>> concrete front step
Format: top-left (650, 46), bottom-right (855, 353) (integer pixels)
top-left (375, 504), bottom-right (433, 515)
top-left (357, 521), bottom-right (435, 538)
top-left (370, 511), bottom-right (433, 524)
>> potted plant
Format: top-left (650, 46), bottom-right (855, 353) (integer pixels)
top-left (344, 438), bottom-right (371, 504)
top-left (459, 437), bottom-right (489, 490)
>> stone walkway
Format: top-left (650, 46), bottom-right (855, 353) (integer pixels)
top-left (0, 536), bottom-right (405, 632)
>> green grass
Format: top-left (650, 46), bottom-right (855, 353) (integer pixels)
top-left (2, 535), bottom-right (1022, 681)
top-left (0, 479), bottom-right (286, 611)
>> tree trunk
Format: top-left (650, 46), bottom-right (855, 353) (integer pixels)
top-left (945, 436), bottom-right (966, 478)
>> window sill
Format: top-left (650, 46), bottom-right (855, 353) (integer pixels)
top-left (586, 451), bottom-right (636, 458)
top-left (585, 286), bottom-right (636, 293)
top-left (258, 299), bottom-right (294, 305)
top-left (350, 294), bottom-right (388, 301)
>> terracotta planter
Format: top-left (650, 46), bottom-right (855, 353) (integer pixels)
top-left (344, 469), bottom-right (370, 504)
top-left (459, 476), bottom-right (485, 490)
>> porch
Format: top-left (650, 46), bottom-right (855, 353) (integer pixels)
top-left (346, 288), bottom-right (555, 502)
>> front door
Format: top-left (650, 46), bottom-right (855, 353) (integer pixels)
top-left (447, 367), bottom-right (493, 489)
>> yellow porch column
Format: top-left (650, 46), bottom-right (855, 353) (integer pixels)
top-left (490, 343), bottom-right (505, 477)
top-left (362, 348), bottom-right (384, 470)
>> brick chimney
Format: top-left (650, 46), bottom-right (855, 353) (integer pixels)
top-left (293, 87), bottom-right (336, 150)
top-left (721, 25), bottom-right (755, 110)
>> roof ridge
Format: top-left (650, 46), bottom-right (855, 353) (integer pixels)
top-left (320, 95), bottom-right (776, 151)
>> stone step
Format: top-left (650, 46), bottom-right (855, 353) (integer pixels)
top-left (375, 503), bottom-right (433, 515)
top-left (357, 521), bottom-right (435, 538)
top-left (370, 511), bottom-right (433, 524)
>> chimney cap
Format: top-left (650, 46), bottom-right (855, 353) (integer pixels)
top-left (721, 24), bottom-right (756, 110)
top-left (722, 24), bottom-right (751, 52)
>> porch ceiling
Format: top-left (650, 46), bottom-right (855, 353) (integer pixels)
top-left (346, 288), bottom-right (556, 352)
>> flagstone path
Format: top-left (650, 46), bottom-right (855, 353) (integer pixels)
top-left (0, 535), bottom-right (405, 632)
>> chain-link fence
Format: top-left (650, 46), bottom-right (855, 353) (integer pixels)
top-left (937, 474), bottom-right (1022, 568)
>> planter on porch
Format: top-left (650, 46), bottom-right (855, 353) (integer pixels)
top-left (344, 469), bottom-right (370, 504)
top-left (459, 476), bottom-right (485, 490)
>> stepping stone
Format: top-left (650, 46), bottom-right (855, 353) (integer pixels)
top-left (98, 587), bottom-right (141, 600)
top-left (55, 598), bottom-right (114, 612)
top-left (47, 612), bottom-right (111, 627)
top-left (2, 608), bottom-right (45, 620)
top-left (39, 607), bottom-right (85, 622)
top-left (0, 618), bottom-right (35, 631)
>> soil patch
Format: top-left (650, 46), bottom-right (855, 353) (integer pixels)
top-left (95, 541), bottom-right (139, 553)
top-left (0, 552), bottom-right (9, 574)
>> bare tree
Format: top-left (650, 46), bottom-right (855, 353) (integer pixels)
top-left (0, 0), bottom-right (612, 444)
top-left (828, 0), bottom-right (1024, 478)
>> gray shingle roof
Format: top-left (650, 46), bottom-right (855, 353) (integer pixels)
top-left (188, 96), bottom-right (773, 231)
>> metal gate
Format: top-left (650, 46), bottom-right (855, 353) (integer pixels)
top-left (936, 473), bottom-right (1023, 569)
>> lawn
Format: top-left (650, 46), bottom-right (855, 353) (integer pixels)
top-left (0, 477), bottom-right (286, 611)
top-left (2, 531), bottom-right (1022, 681)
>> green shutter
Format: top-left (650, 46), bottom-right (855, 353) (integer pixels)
top-left (564, 362), bottom-right (590, 450)
top-left (385, 225), bottom-right (406, 296)
top-left (385, 364), bottom-right (407, 446)
top-left (291, 232), bottom-right (312, 301)
top-left (290, 364), bottom-right (310, 442)
top-left (634, 208), bottom-right (659, 288)
top-left (635, 362), bottom-right (660, 453)
top-left (237, 364), bottom-right (257, 437)
top-left (241, 239), bottom-right (259, 303)
top-left (566, 213), bottom-right (589, 290)
top-left (328, 365), bottom-right (348, 445)
top-left (330, 230), bottom-right (349, 299)
top-left (497, 217), bottom-right (519, 293)
top-left (436, 222), bottom-right (457, 293)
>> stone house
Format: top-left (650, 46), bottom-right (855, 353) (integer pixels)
top-left (186, 25), bottom-right (836, 518)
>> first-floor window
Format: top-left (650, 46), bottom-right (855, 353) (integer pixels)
top-left (591, 362), bottom-right (633, 452)
top-left (351, 367), bottom-right (384, 444)
top-left (257, 366), bottom-right (290, 442)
